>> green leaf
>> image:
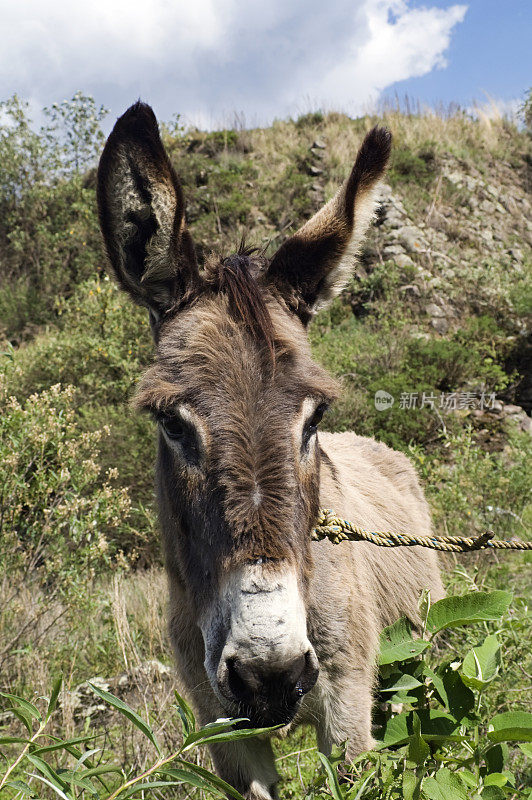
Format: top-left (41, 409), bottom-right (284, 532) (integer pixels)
top-left (120, 776), bottom-right (225, 799)
top-left (457, 770), bottom-right (478, 788)
top-left (46, 675), bottom-right (63, 721)
top-left (183, 718), bottom-right (247, 748)
top-left (87, 682), bottom-right (162, 756)
top-left (378, 618), bottom-right (430, 665)
top-left (0, 692), bottom-right (42, 722)
top-left (402, 771), bottom-right (420, 800)
top-left (380, 711), bottom-right (410, 746)
top-left (9, 708), bottom-right (34, 735)
top-left (380, 674), bottom-right (423, 693)
top-left (81, 764), bottom-right (123, 779)
top-left (416, 708), bottom-right (460, 738)
top-left (27, 774), bottom-right (70, 800)
top-left (408, 712), bottom-right (430, 765)
top-left (481, 787), bottom-right (505, 800)
top-left (518, 742), bottom-right (532, 758)
top-left (5, 780), bottom-right (34, 795)
top-left (173, 690), bottom-right (196, 736)
top-left (484, 743), bottom-right (508, 774)
top-left (27, 753), bottom-right (68, 789)
top-left (461, 635), bottom-right (501, 691)
top-left (423, 665), bottom-right (448, 706)
top-left (182, 724), bottom-right (280, 750)
top-left (441, 664), bottom-right (476, 722)
top-left (168, 762), bottom-right (246, 800)
top-left (32, 735), bottom-right (98, 756)
top-left (426, 591), bottom-right (512, 635)
top-left (0, 736), bottom-right (29, 744)
top-left (484, 773), bottom-right (507, 787)
top-left (317, 752), bottom-right (345, 800)
top-left (423, 767), bottom-right (467, 800)
top-left (487, 711), bottom-right (532, 742)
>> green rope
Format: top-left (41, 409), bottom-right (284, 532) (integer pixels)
top-left (312, 509), bottom-right (532, 553)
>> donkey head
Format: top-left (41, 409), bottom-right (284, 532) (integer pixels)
top-left (98, 103), bottom-right (391, 727)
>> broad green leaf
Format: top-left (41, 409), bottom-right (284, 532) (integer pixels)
top-left (380, 674), bottom-right (423, 693)
top-left (427, 591), bottom-right (512, 635)
top-left (46, 675), bottom-right (63, 721)
top-left (423, 767), bottom-right (467, 800)
top-left (484, 743), bottom-right (508, 774)
top-left (457, 770), bottom-right (477, 788)
top-left (402, 771), bottom-right (419, 800)
top-left (318, 752), bottom-right (345, 800)
top-left (484, 773), bottom-right (507, 787)
top-left (487, 711), bottom-right (532, 742)
top-left (416, 708), bottom-right (459, 738)
top-left (379, 711), bottom-right (410, 746)
top-left (441, 664), bottom-right (476, 722)
top-left (518, 742), bottom-right (532, 758)
top-left (408, 712), bottom-right (430, 765)
top-left (378, 618), bottom-right (430, 665)
top-left (87, 682), bottom-right (162, 756)
top-left (0, 691), bottom-right (42, 722)
top-left (481, 787), bottom-right (505, 800)
top-left (461, 635), bottom-right (501, 691)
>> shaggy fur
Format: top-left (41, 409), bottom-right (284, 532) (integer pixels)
top-left (97, 103), bottom-right (444, 800)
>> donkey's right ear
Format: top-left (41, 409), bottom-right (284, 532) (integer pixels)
top-left (97, 102), bottom-right (199, 318)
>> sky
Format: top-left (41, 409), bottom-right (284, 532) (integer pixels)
top-left (1, 0), bottom-right (530, 130)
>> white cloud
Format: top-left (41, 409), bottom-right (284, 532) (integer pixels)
top-left (0, 0), bottom-right (467, 125)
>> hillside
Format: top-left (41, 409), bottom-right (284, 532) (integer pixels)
top-left (0, 95), bottom-right (531, 797)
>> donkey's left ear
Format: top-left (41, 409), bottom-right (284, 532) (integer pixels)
top-left (97, 102), bottom-right (199, 319)
top-left (266, 127), bottom-right (391, 323)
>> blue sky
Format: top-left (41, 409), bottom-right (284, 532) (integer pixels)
top-left (384, 0), bottom-right (531, 110)
top-left (0, 0), bottom-right (530, 129)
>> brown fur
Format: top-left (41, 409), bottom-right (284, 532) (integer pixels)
top-left (97, 103), bottom-right (443, 800)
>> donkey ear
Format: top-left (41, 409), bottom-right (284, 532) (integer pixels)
top-left (97, 102), bottom-right (199, 317)
top-left (266, 127), bottom-right (391, 323)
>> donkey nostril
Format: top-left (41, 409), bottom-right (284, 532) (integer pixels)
top-left (294, 648), bottom-right (319, 696)
top-left (226, 658), bottom-right (256, 701)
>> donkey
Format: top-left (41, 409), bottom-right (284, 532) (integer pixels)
top-left (97, 102), bottom-right (444, 800)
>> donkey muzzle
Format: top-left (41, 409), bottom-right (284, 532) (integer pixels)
top-left (202, 562), bottom-right (318, 725)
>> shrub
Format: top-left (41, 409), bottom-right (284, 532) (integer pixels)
top-left (0, 378), bottom-right (153, 589)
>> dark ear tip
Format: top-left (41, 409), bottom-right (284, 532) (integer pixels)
top-left (364, 126), bottom-right (392, 163)
top-left (111, 100), bottom-right (159, 140)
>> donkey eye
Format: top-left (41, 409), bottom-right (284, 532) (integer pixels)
top-left (161, 415), bottom-right (186, 440)
top-left (302, 402), bottom-right (328, 448)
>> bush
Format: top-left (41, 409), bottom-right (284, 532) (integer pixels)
top-left (0, 377), bottom-right (153, 589)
